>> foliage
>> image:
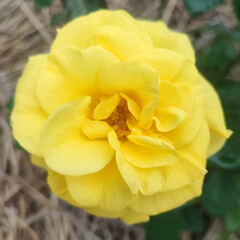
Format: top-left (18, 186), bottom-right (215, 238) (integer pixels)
top-left (34, 0), bottom-right (53, 8)
top-left (51, 0), bottom-right (106, 24)
top-left (183, 0), bottom-right (224, 16)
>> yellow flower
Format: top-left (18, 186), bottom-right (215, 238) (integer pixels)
top-left (12, 10), bottom-right (231, 224)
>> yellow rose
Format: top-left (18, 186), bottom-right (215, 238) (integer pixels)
top-left (12, 10), bottom-right (231, 224)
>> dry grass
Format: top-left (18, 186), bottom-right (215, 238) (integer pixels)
top-left (0, 0), bottom-right (238, 239)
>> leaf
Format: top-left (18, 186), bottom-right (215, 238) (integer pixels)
top-left (201, 171), bottom-right (238, 217)
top-left (52, 0), bottom-right (106, 24)
top-left (182, 205), bottom-right (204, 233)
top-left (209, 80), bottom-right (240, 170)
top-left (197, 39), bottom-right (237, 84)
top-left (232, 0), bottom-right (240, 21)
top-left (145, 203), bottom-right (205, 240)
top-left (145, 208), bottom-right (186, 240)
top-left (183, 0), bottom-right (225, 16)
top-left (35, 0), bottom-right (53, 8)
top-left (7, 97), bottom-right (23, 150)
top-left (225, 207), bottom-right (240, 232)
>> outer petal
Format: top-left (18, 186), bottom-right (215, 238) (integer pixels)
top-left (158, 120), bottom-right (209, 193)
top-left (128, 49), bottom-right (185, 81)
top-left (172, 59), bottom-right (200, 85)
top-left (98, 61), bottom-right (160, 126)
top-left (37, 46), bottom-right (118, 114)
top-left (121, 139), bottom-right (176, 168)
top-left (109, 131), bottom-right (165, 196)
top-left (11, 55), bottom-right (48, 156)
top-left (86, 207), bottom-right (126, 218)
top-left (116, 150), bottom-right (165, 196)
top-left (129, 177), bottom-right (204, 215)
top-left (31, 155), bottom-right (47, 170)
top-left (137, 20), bottom-right (195, 62)
top-left (66, 160), bottom-right (136, 212)
top-left (200, 77), bottom-right (232, 156)
top-left (47, 170), bottom-right (81, 207)
top-left (52, 10), bottom-right (152, 51)
top-left (120, 209), bottom-right (149, 224)
top-left (158, 81), bottom-right (181, 106)
top-left (164, 86), bottom-right (204, 148)
top-left (97, 26), bottom-right (149, 60)
top-left (40, 97), bottom-right (114, 176)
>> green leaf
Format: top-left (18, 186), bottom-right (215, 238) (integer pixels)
top-left (232, 0), bottom-right (240, 21)
top-left (52, 0), bottom-right (106, 24)
top-left (35, 0), bottom-right (53, 8)
top-left (182, 205), bottom-right (204, 233)
top-left (209, 80), bottom-right (240, 170)
top-left (201, 171), bottom-right (238, 217)
top-left (183, 0), bottom-right (225, 16)
top-left (197, 39), bottom-right (237, 84)
top-left (145, 208), bottom-right (186, 240)
top-left (7, 97), bottom-right (23, 150)
top-left (225, 207), bottom-right (240, 232)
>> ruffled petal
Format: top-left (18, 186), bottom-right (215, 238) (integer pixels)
top-left (40, 97), bottom-right (114, 176)
top-left (120, 209), bottom-right (149, 224)
top-left (47, 170), bottom-right (81, 207)
top-left (120, 93), bottom-right (141, 120)
top-left (200, 77), bottom-right (232, 156)
top-left (154, 106), bottom-right (186, 132)
top-left (31, 155), bottom-right (47, 170)
top-left (37, 46), bottom-right (118, 114)
top-left (172, 59), bottom-right (200, 85)
top-left (128, 49), bottom-right (185, 81)
top-left (86, 207), bottom-right (126, 218)
top-left (116, 149), bottom-right (164, 196)
top-left (97, 26), bottom-right (149, 60)
top-left (81, 119), bottom-right (112, 139)
top-left (158, 81), bottom-right (181, 106)
top-left (52, 10), bottom-right (152, 51)
top-left (11, 55), bottom-right (48, 156)
top-left (98, 61), bottom-right (160, 126)
top-left (66, 160), bottom-right (136, 211)
top-left (164, 86), bottom-right (204, 148)
top-left (129, 177), bottom-right (204, 215)
top-left (93, 94), bottom-right (120, 120)
top-left (137, 20), bottom-right (195, 62)
top-left (121, 138), bottom-right (177, 168)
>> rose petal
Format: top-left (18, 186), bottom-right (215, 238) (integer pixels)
top-left (11, 55), bottom-right (48, 156)
top-left (37, 46), bottom-right (118, 114)
top-left (81, 119), bottom-right (112, 139)
top-left (137, 20), bottom-right (195, 62)
top-left (97, 26), bottom-right (149, 60)
top-left (98, 61), bottom-right (160, 127)
top-left (129, 177), bottom-right (203, 215)
top-left (200, 77), bottom-right (232, 156)
top-left (154, 106), bottom-right (186, 132)
top-left (40, 97), bottom-right (114, 176)
top-left (120, 209), bottom-right (149, 224)
top-left (121, 138), bottom-right (176, 168)
top-left (128, 49), bottom-right (185, 81)
top-left (93, 94), bottom-right (120, 120)
top-left (66, 160), bottom-right (136, 211)
top-left (52, 10), bottom-right (152, 51)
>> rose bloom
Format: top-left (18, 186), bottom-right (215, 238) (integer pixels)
top-left (12, 10), bottom-right (231, 224)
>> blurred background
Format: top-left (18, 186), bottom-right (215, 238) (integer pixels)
top-left (0, 0), bottom-right (239, 239)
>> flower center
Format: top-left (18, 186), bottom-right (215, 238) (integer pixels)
top-left (106, 99), bottom-right (130, 138)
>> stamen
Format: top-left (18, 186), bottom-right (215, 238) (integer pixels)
top-left (105, 99), bottom-right (130, 138)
